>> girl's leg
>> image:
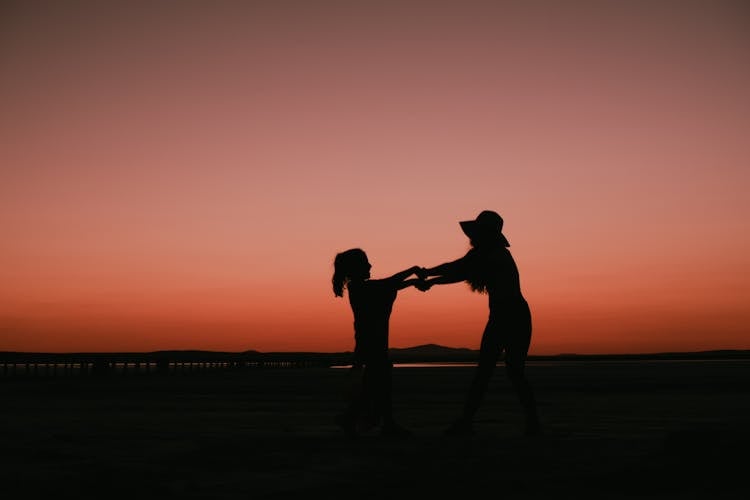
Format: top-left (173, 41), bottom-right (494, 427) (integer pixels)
top-left (336, 365), bottom-right (367, 438)
top-left (377, 361), bottom-right (411, 437)
top-left (362, 360), bottom-right (385, 428)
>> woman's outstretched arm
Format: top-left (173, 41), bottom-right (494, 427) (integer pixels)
top-left (421, 274), bottom-right (464, 287)
top-left (396, 277), bottom-right (434, 291)
top-left (418, 256), bottom-right (468, 284)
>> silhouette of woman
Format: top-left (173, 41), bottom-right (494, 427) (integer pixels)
top-left (418, 210), bottom-right (541, 436)
top-left (332, 248), bottom-right (425, 438)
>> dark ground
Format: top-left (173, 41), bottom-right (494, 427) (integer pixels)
top-left (2, 359), bottom-right (748, 499)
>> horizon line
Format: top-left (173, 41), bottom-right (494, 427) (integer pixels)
top-left (2, 344), bottom-right (749, 358)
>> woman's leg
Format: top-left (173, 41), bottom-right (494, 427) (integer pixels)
top-left (505, 302), bottom-right (540, 435)
top-left (462, 323), bottom-right (502, 419)
top-left (445, 320), bottom-right (500, 435)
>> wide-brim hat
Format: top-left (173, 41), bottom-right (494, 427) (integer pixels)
top-left (459, 210), bottom-right (510, 247)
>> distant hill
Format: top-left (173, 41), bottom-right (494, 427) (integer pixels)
top-left (389, 344), bottom-right (478, 362)
top-left (240, 346), bottom-right (750, 362)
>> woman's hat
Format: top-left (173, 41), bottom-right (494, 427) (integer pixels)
top-left (459, 210), bottom-right (510, 247)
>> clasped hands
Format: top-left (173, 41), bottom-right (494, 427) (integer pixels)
top-left (411, 266), bottom-right (432, 292)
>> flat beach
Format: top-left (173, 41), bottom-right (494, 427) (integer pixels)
top-left (2, 359), bottom-right (748, 499)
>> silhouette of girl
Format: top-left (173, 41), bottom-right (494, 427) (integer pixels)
top-left (332, 248), bottom-right (425, 438)
top-left (418, 210), bottom-right (541, 436)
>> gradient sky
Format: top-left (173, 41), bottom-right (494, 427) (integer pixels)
top-left (2, 0), bottom-right (749, 354)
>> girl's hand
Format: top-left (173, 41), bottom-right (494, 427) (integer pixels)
top-left (415, 279), bottom-right (432, 292)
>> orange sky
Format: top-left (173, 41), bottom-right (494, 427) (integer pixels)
top-left (2, 1), bottom-right (749, 355)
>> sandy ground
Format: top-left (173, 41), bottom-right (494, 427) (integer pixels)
top-left (1, 359), bottom-right (748, 499)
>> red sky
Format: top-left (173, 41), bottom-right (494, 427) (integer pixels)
top-left (2, 1), bottom-right (749, 354)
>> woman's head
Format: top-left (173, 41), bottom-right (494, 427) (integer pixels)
top-left (459, 210), bottom-right (510, 248)
top-left (332, 248), bottom-right (371, 297)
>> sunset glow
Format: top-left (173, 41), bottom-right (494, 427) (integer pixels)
top-left (2, 1), bottom-right (749, 354)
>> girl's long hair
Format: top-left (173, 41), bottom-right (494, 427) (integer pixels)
top-left (332, 248), bottom-right (367, 297)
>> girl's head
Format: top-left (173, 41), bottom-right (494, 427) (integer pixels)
top-left (332, 248), bottom-right (371, 297)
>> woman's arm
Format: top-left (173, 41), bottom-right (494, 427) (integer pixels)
top-left (395, 277), bottom-right (433, 291)
top-left (422, 274), bottom-right (464, 287)
top-left (418, 256), bottom-right (468, 283)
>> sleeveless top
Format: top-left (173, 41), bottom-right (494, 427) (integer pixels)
top-left (461, 244), bottom-right (526, 314)
top-left (347, 280), bottom-right (397, 355)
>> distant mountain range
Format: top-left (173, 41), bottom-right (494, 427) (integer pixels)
top-left (251, 344), bottom-right (750, 362)
top-left (390, 344), bottom-right (750, 362)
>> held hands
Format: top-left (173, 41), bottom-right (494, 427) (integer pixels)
top-left (415, 278), bottom-right (432, 292)
top-left (412, 266), bottom-right (431, 292)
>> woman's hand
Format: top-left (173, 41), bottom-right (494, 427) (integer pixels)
top-left (415, 278), bottom-right (432, 292)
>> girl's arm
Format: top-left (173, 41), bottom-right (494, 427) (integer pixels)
top-left (386, 265), bottom-right (421, 282)
top-left (395, 277), bottom-right (427, 291)
top-left (375, 266), bottom-right (421, 290)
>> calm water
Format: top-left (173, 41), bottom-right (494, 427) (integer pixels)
top-left (4, 357), bottom-right (748, 377)
top-left (332, 358), bottom-right (750, 369)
